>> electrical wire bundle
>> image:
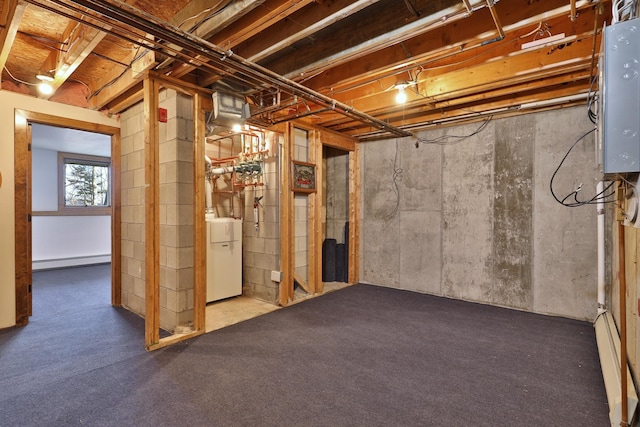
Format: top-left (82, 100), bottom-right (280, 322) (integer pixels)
top-left (549, 128), bottom-right (616, 207)
top-left (414, 117), bottom-right (492, 146)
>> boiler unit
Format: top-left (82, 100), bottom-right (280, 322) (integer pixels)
top-left (206, 215), bottom-right (243, 302)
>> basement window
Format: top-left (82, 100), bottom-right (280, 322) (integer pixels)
top-left (58, 152), bottom-right (111, 215)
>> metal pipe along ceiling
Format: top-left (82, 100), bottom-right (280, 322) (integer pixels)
top-left (30, 0), bottom-right (414, 138)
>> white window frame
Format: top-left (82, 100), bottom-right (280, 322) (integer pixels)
top-left (58, 152), bottom-right (111, 215)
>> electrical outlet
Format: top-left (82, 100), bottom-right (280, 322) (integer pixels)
top-left (270, 270), bottom-right (282, 282)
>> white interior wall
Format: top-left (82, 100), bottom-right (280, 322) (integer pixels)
top-left (0, 89), bottom-right (119, 328)
top-left (31, 147), bottom-right (111, 269)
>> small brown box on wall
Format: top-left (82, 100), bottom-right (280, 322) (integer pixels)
top-left (291, 160), bottom-right (316, 193)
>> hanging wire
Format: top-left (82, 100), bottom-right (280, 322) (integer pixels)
top-left (3, 67), bottom-right (37, 86)
top-left (549, 128), bottom-right (616, 207)
top-left (415, 116), bottom-right (492, 145)
top-left (385, 138), bottom-right (403, 222)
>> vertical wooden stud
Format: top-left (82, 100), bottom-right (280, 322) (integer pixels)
top-left (193, 92), bottom-right (206, 332)
top-left (144, 76), bottom-right (160, 349)
top-left (348, 143), bottom-right (361, 284)
top-left (111, 133), bottom-right (122, 306)
top-left (279, 123), bottom-right (293, 305)
top-left (309, 130), bottom-right (323, 294)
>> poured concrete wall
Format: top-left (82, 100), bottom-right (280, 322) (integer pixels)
top-left (360, 106), bottom-right (599, 320)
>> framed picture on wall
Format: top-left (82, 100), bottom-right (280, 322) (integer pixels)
top-left (291, 160), bottom-right (316, 193)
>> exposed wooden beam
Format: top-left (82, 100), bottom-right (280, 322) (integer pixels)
top-left (0, 0), bottom-right (26, 73)
top-left (240, 0), bottom-right (385, 64)
top-left (39, 21), bottom-right (107, 98)
top-left (172, 0), bottom-right (315, 81)
top-left (262, 0), bottom-right (474, 79)
top-left (303, 27), bottom-right (596, 127)
top-left (303, 0), bottom-right (599, 95)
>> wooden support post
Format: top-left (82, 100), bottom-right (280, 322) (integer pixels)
top-left (618, 182), bottom-right (629, 427)
top-left (348, 143), bottom-right (361, 284)
top-left (308, 130), bottom-right (322, 294)
top-left (193, 92), bottom-right (206, 332)
top-left (144, 76), bottom-right (160, 349)
top-left (279, 123), bottom-right (294, 305)
top-left (111, 133), bottom-right (122, 307)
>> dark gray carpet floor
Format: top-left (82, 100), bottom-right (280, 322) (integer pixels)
top-left (0, 264), bottom-right (609, 426)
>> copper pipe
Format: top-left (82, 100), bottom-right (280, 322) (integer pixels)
top-left (617, 182), bottom-right (629, 427)
top-left (570, 0), bottom-right (577, 22)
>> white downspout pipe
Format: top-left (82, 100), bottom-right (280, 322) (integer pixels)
top-left (597, 180), bottom-right (606, 314)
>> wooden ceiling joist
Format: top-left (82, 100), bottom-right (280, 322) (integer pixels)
top-left (0, 0), bottom-right (26, 74)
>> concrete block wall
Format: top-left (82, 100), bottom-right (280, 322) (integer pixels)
top-left (120, 102), bottom-right (146, 317)
top-left (158, 90), bottom-right (194, 332)
top-left (360, 106), bottom-right (599, 320)
top-left (119, 90), bottom-right (196, 331)
top-left (242, 151), bottom-right (280, 303)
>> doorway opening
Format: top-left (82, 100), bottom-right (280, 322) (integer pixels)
top-left (30, 124), bottom-right (113, 318)
top-left (14, 110), bottom-right (121, 326)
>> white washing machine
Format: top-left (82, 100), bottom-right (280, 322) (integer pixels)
top-left (206, 215), bottom-right (243, 302)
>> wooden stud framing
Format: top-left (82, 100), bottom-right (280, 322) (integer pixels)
top-left (111, 132), bottom-right (122, 307)
top-left (277, 121), bottom-right (358, 302)
top-left (193, 92), bottom-right (206, 333)
top-left (143, 76), bottom-right (161, 349)
top-left (143, 74), bottom-right (206, 350)
top-left (310, 130), bottom-right (323, 294)
top-left (279, 123), bottom-right (294, 305)
top-left (349, 143), bottom-right (360, 284)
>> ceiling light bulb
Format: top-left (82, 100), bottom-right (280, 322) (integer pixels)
top-left (232, 123), bottom-right (242, 132)
top-left (36, 73), bottom-right (54, 82)
top-left (395, 87), bottom-right (407, 104)
top-left (38, 82), bottom-right (53, 95)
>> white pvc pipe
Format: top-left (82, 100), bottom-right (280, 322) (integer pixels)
top-left (597, 180), bottom-right (606, 314)
top-left (210, 166), bottom-right (235, 175)
top-left (205, 179), bottom-right (213, 212)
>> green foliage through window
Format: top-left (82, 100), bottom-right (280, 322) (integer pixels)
top-left (63, 158), bottom-right (110, 207)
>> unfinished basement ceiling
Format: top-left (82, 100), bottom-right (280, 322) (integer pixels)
top-left (0, 0), bottom-right (611, 140)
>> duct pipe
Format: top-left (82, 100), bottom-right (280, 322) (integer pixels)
top-left (597, 180), bottom-right (606, 313)
top-left (49, 0), bottom-right (414, 139)
top-left (617, 182), bottom-right (629, 427)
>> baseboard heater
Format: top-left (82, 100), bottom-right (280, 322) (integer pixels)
top-left (594, 311), bottom-right (638, 425)
top-left (32, 254), bottom-right (111, 271)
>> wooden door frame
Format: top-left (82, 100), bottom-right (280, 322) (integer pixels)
top-left (278, 122), bottom-right (359, 305)
top-left (14, 110), bottom-right (121, 326)
top-left (141, 72), bottom-right (212, 350)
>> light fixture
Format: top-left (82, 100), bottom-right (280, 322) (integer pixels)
top-left (395, 86), bottom-right (407, 104)
top-left (36, 72), bottom-right (54, 82)
top-left (36, 72), bottom-right (54, 95)
top-left (232, 123), bottom-right (242, 132)
top-left (37, 82), bottom-right (53, 95)
top-left (394, 82), bottom-right (410, 104)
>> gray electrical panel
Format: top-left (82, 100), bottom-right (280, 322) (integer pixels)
top-left (600, 18), bottom-right (640, 177)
